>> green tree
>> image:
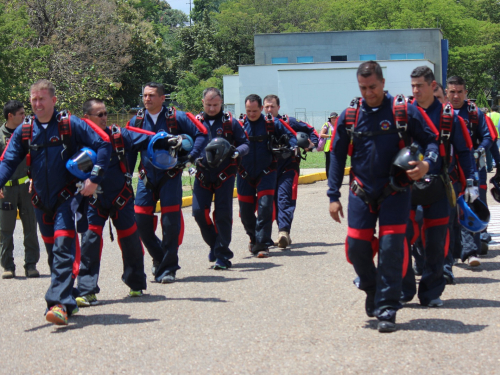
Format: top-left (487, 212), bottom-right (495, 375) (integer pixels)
top-left (0, 3), bottom-right (50, 105)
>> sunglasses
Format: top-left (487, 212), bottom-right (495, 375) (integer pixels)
top-left (91, 111), bottom-right (108, 118)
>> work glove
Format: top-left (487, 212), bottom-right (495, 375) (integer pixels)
top-left (474, 147), bottom-right (486, 169)
top-left (464, 186), bottom-right (479, 203)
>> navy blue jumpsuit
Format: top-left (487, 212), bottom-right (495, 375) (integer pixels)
top-left (0, 110), bottom-right (111, 314)
top-left (237, 114), bottom-right (297, 253)
top-left (401, 98), bottom-right (474, 304)
top-left (128, 106), bottom-right (208, 282)
top-left (192, 111), bottom-right (249, 265)
top-left (327, 94), bottom-right (439, 315)
top-left (274, 116), bottom-right (319, 235)
top-left (456, 102), bottom-right (492, 261)
top-left (77, 127), bottom-right (151, 296)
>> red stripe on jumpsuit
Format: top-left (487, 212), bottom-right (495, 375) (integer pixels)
top-left (379, 224), bottom-right (409, 277)
top-left (161, 205), bottom-right (184, 246)
top-left (117, 223), bottom-right (145, 255)
top-left (89, 224), bottom-right (104, 259)
top-left (54, 229), bottom-right (80, 278)
top-left (345, 227), bottom-right (375, 264)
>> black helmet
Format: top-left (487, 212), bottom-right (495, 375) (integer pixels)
top-left (205, 138), bottom-right (233, 168)
top-left (392, 142), bottom-right (423, 171)
top-left (296, 132), bottom-right (310, 149)
top-left (490, 174), bottom-right (500, 203)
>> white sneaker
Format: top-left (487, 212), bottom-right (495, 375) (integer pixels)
top-left (468, 256), bottom-right (481, 267)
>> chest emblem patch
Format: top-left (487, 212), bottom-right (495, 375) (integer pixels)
top-left (216, 128), bottom-right (223, 136)
top-left (380, 120), bottom-right (391, 131)
top-left (49, 136), bottom-right (60, 143)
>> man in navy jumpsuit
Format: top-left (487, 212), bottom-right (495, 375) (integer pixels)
top-left (76, 99), bottom-right (149, 307)
top-left (192, 88), bottom-right (249, 269)
top-left (447, 76), bottom-right (493, 267)
top-left (127, 82), bottom-right (208, 284)
top-left (328, 61), bottom-right (439, 332)
top-left (401, 66), bottom-right (474, 306)
top-left (0, 80), bottom-right (111, 325)
top-left (238, 94), bottom-right (297, 258)
top-left (263, 94), bottom-right (319, 249)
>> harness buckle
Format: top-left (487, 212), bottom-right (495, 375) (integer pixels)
top-left (167, 169), bottom-right (177, 178)
top-left (115, 196), bottom-right (126, 207)
top-left (351, 180), bottom-right (362, 195)
top-left (263, 168), bottom-right (271, 175)
top-left (241, 170), bottom-right (248, 179)
top-left (59, 189), bottom-right (71, 201)
top-left (219, 173), bottom-right (227, 181)
top-left (441, 130), bottom-right (451, 140)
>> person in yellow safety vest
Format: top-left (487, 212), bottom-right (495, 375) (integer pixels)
top-left (486, 105), bottom-right (500, 171)
top-left (319, 112), bottom-right (338, 179)
top-left (487, 105), bottom-right (500, 136)
top-left (0, 100), bottom-right (40, 279)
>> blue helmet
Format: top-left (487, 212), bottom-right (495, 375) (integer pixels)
top-left (490, 175), bottom-right (500, 203)
top-left (147, 132), bottom-right (178, 170)
top-left (66, 147), bottom-right (97, 180)
top-left (457, 196), bottom-right (490, 233)
top-left (179, 134), bottom-right (194, 157)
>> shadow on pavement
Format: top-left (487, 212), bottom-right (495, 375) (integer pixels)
top-left (288, 242), bottom-right (342, 250)
top-left (455, 276), bottom-right (500, 284)
top-left (25, 314), bottom-right (160, 332)
top-left (364, 319), bottom-right (487, 333)
top-left (232, 262), bottom-right (282, 272)
top-left (98, 294), bottom-right (168, 305)
top-left (269, 250), bottom-right (328, 257)
top-left (180, 275), bottom-right (247, 283)
top-left (403, 298), bottom-right (500, 309)
top-left (454, 262), bottom-right (500, 272)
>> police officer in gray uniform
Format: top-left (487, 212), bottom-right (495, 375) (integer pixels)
top-left (0, 100), bottom-right (40, 279)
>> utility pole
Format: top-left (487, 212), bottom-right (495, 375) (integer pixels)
top-left (187, 0), bottom-right (192, 26)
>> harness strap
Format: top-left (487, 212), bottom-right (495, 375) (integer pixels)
top-left (196, 160), bottom-right (238, 190)
top-left (238, 159), bottom-right (277, 187)
top-left (349, 177), bottom-right (398, 213)
top-left (134, 108), bottom-right (145, 129)
top-left (467, 100), bottom-right (479, 145)
top-left (166, 107), bottom-right (178, 135)
top-left (31, 179), bottom-right (78, 219)
top-left (222, 111), bottom-right (234, 143)
top-left (139, 163), bottom-right (182, 201)
top-left (393, 94), bottom-right (411, 147)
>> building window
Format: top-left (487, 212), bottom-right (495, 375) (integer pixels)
top-left (224, 104), bottom-right (235, 114)
top-left (390, 53), bottom-right (424, 60)
top-left (297, 56), bottom-right (313, 63)
top-left (360, 54), bottom-right (376, 61)
top-left (331, 55), bottom-right (347, 62)
top-left (407, 53), bottom-right (424, 59)
top-left (272, 57), bottom-right (288, 64)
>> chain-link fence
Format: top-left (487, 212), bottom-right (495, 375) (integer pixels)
top-left (105, 108), bottom-right (136, 127)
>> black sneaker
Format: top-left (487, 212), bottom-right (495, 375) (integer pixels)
top-left (377, 308), bottom-right (397, 333)
top-left (161, 272), bottom-right (176, 284)
top-left (213, 259), bottom-right (232, 270)
top-left (443, 274), bottom-right (455, 285)
top-left (365, 291), bottom-right (375, 317)
top-left (151, 260), bottom-right (160, 276)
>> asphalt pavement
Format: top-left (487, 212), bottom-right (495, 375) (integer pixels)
top-left (1, 174), bottom-right (500, 374)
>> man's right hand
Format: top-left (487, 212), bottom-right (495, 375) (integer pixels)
top-left (0, 189), bottom-right (4, 199)
top-left (329, 201), bottom-right (344, 223)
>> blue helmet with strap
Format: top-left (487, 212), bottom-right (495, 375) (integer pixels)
top-left (457, 196), bottom-right (490, 233)
top-left (147, 132), bottom-right (178, 170)
top-left (66, 147), bottom-right (97, 180)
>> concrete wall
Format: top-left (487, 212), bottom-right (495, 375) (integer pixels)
top-left (223, 60), bottom-right (434, 129)
top-left (254, 29), bottom-right (443, 83)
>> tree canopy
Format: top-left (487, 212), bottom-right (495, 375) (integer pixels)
top-left (0, 0), bottom-right (499, 114)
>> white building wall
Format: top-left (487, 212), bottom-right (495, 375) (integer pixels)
top-left (223, 60), bottom-right (434, 129)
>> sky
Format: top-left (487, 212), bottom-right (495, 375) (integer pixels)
top-left (167, 0), bottom-right (192, 15)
